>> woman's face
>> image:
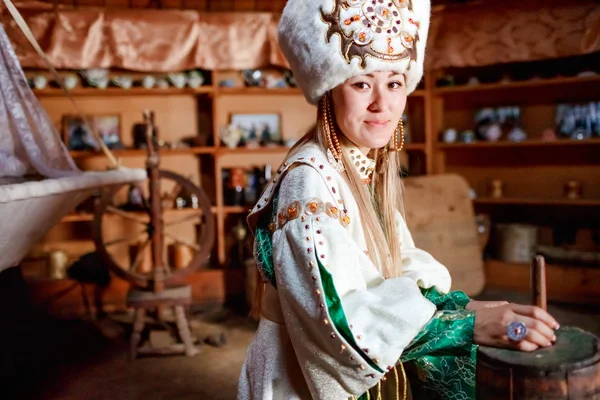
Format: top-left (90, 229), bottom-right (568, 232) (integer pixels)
top-left (331, 71), bottom-right (407, 154)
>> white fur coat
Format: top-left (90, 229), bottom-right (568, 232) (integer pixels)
top-left (239, 143), bottom-right (451, 399)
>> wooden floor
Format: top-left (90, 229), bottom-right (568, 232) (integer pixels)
top-left (1, 268), bottom-right (599, 400)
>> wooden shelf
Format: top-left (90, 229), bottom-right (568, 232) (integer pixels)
top-left (433, 74), bottom-right (600, 95)
top-left (215, 87), bottom-right (427, 97)
top-left (165, 206), bottom-right (218, 214)
top-left (410, 89), bottom-right (427, 97)
top-left (61, 213), bottom-right (94, 222)
top-left (190, 147), bottom-right (217, 154)
top-left (69, 147), bottom-right (215, 158)
top-left (474, 197), bottom-right (600, 207)
top-left (222, 206), bottom-right (248, 214)
top-left (217, 144), bottom-right (425, 154)
top-left (61, 207), bottom-right (217, 223)
top-left (217, 87), bottom-right (302, 95)
top-left (403, 143), bottom-right (426, 151)
top-left (33, 86), bottom-right (214, 96)
top-left (484, 259), bottom-right (600, 305)
top-left (437, 139), bottom-right (600, 150)
top-left (217, 146), bottom-right (291, 155)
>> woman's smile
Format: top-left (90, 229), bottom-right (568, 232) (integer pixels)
top-left (364, 120), bottom-right (390, 128)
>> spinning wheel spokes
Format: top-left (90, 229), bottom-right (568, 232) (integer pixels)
top-left (105, 205), bottom-right (149, 225)
top-left (93, 170), bottom-right (215, 289)
top-left (163, 231), bottom-right (202, 252)
top-left (104, 229), bottom-right (148, 247)
top-left (130, 238), bottom-right (151, 273)
top-left (164, 212), bottom-right (204, 228)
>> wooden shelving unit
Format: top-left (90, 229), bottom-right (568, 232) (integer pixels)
top-left (217, 146), bottom-right (291, 155)
top-left (216, 87), bottom-right (301, 95)
top-left (33, 86), bottom-right (214, 97)
top-left (430, 61), bottom-right (600, 302)
top-left (432, 74), bottom-right (600, 94)
top-left (28, 69), bottom-right (433, 275)
top-left (68, 146), bottom-right (216, 158)
top-left (60, 207), bottom-right (218, 224)
top-left (436, 138), bottom-right (600, 149)
top-left (222, 206), bottom-right (247, 214)
top-left (26, 58), bottom-right (600, 311)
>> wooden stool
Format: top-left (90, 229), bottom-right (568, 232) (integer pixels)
top-left (127, 285), bottom-right (199, 359)
top-left (476, 256), bottom-right (600, 399)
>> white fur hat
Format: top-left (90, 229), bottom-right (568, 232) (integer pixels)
top-left (278, 0), bottom-right (430, 105)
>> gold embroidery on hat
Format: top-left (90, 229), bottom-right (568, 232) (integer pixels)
top-left (320, 0), bottom-right (419, 69)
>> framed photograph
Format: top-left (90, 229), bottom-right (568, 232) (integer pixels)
top-left (230, 113), bottom-right (282, 147)
top-left (556, 101), bottom-right (599, 140)
top-left (63, 114), bottom-right (122, 151)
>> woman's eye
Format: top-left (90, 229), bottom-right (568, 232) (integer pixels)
top-left (353, 82), bottom-right (370, 90)
top-left (389, 81), bottom-right (403, 89)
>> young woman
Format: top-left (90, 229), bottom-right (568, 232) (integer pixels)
top-left (238, 0), bottom-right (560, 399)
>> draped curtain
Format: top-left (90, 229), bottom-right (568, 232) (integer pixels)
top-left (1, 0), bottom-right (598, 71)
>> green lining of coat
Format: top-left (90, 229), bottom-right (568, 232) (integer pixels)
top-left (420, 287), bottom-right (471, 310)
top-left (317, 256), bottom-right (383, 374)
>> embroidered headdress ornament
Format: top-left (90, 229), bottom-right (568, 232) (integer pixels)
top-left (277, 0), bottom-right (430, 105)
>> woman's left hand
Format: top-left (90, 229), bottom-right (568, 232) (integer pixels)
top-left (466, 300), bottom-right (508, 310)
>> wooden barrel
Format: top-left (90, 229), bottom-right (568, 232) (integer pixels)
top-left (477, 326), bottom-right (600, 399)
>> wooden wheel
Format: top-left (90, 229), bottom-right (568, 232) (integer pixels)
top-left (93, 170), bottom-right (215, 289)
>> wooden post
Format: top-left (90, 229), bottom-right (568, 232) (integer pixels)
top-left (531, 255), bottom-right (547, 311)
top-left (144, 110), bottom-right (165, 294)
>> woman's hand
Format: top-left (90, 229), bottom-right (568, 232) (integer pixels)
top-left (466, 300), bottom-right (508, 310)
top-left (473, 303), bottom-right (560, 352)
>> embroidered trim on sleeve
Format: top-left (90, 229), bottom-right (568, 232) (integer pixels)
top-left (274, 198), bottom-right (351, 231)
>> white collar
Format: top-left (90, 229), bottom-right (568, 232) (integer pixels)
top-left (345, 145), bottom-right (376, 183)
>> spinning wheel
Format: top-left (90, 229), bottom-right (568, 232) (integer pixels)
top-left (92, 110), bottom-right (215, 291)
top-left (93, 169), bottom-right (214, 290)
top-left (91, 110), bottom-right (217, 358)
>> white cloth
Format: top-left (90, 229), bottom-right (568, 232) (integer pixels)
top-left (0, 168), bottom-right (147, 272)
top-left (238, 143), bottom-right (452, 400)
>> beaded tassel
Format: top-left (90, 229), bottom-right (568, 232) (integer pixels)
top-left (389, 120), bottom-right (405, 152)
top-left (322, 92), bottom-right (343, 161)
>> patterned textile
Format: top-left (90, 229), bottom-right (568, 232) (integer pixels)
top-left (399, 289), bottom-right (477, 400)
top-left (421, 287), bottom-right (471, 311)
top-left (355, 291), bottom-right (476, 400)
top-left (253, 196), bottom-right (278, 287)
